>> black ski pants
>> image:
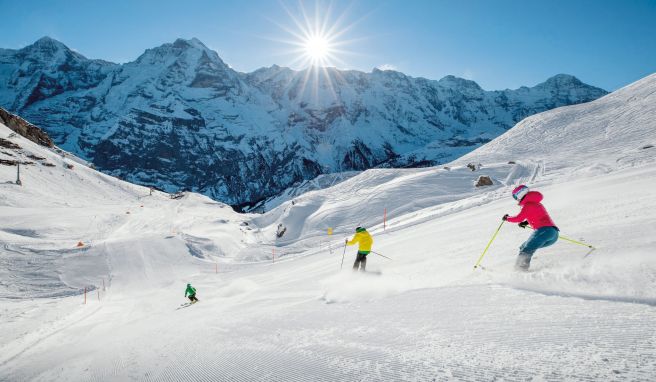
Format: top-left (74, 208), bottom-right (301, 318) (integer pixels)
top-left (353, 251), bottom-right (368, 272)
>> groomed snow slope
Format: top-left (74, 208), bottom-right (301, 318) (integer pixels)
top-left (1, 73), bottom-right (655, 381)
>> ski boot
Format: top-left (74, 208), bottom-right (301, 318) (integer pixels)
top-left (514, 252), bottom-right (532, 271)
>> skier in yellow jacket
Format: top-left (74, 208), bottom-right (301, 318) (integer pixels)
top-left (346, 227), bottom-right (373, 272)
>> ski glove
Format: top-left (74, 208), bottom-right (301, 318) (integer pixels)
top-left (502, 214), bottom-right (509, 221)
top-left (518, 221), bottom-right (529, 229)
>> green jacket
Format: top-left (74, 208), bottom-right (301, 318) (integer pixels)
top-left (185, 285), bottom-right (196, 297)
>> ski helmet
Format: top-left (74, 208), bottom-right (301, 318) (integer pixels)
top-left (512, 185), bottom-right (529, 201)
top-left (355, 226), bottom-right (366, 233)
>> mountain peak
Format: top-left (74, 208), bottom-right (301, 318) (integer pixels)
top-left (19, 36), bottom-right (86, 62)
top-left (172, 37), bottom-right (208, 51)
top-left (535, 74), bottom-right (607, 96)
top-left (33, 36), bottom-right (66, 47)
top-left (543, 74), bottom-right (583, 86)
top-left (438, 75), bottom-right (482, 91)
top-left (24, 36), bottom-right (71, 53)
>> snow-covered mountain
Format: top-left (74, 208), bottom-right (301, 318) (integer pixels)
top-left (1, 73), bottom-right (654, 381)
top-left (0, 37), bottom-right (608, 207)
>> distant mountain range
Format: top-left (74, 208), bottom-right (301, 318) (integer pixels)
top-left (0, 37), bottom-right (607, 208)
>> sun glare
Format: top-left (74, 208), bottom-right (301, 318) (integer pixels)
top-left (269, 1), bottom-right (366, 102)
top-left (304, 35), bottom-right (331, 63)
top-left (272, 1), bottom-right (358, 70)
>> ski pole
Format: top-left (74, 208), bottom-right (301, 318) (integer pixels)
top-left (474, 220), bottom-right (505, 269)
top-left (340, 241), bottom-right (347, 270)
top-left (559, 235), bottom-right (596, 257)
top-left (559, 235), bottom-right (594, 249)
top-left (370, 250), bottom-right (392, 260)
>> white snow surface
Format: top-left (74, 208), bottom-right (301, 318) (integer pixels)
top-left (1, 73), bottom-right (656, 381)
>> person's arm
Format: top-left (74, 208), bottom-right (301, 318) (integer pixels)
top-left (346, 232), bottom-right (361, 246)
top-left (505, 205), bottom-right (528, 223)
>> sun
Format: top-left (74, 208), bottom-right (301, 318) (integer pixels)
top-left (272, 1), bottom-right (356, 70)
top-left (304, 35), bottom-right (331, 63)
top-left (268, 1), bottom-right (366, 102)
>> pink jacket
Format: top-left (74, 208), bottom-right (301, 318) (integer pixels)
top-left (506, 191), bottom-right (557, 230)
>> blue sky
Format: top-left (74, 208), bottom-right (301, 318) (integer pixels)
top-left (1, 0), bottom-right (655, 90)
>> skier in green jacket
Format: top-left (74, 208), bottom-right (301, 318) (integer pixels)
top-left (185, 283), bottom-right (199, 303)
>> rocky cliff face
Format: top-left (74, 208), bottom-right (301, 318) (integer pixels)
top-left (0, 37), bottom-right (608, 207)
top-left (0, 107), bottom-right (53, 147)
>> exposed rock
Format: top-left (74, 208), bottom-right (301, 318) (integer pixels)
top-left (0, 159), bottom-right (17, 166)
top-left (170, 192), bottom-right (186, 200)
top-left (276, 223), bottom-right (287, 238)
top-left (475, 176), bottom-right (493, 187)
top-left (0, 107), bottom-right (53, 147)
top-left (0, 138), bottom-right (21, 150)
top-left (0, 159), bottom-right (34, 166)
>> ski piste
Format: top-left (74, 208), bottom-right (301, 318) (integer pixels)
top-left (1, 72), bottom-right (655, 380)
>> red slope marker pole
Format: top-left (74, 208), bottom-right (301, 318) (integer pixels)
top-left (84, 287), bottom-right (87, 305)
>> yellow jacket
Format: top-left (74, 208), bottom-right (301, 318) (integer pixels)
top-left (347, 228), bottom-right (373, 252)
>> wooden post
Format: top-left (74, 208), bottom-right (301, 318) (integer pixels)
top-left (215, 263), bottom-right (218, 274)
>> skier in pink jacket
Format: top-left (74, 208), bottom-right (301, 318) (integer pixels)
top-left (503, 185), bottom-right (559, 270)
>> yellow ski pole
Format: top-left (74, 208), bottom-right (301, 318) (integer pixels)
top-left (559, 235), bottom-right (596, 256)
top-left (559, 235), bottom-right (593, 248)
top-left (474, 220), bottom-right (505, 269)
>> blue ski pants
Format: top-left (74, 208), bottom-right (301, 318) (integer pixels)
top-left (520, 226), bottom-right (559, 256)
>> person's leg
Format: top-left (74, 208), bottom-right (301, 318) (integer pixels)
top-left (353, 254), bottom-right (361, 271)
top-left (360, 254), bottom-right (367, 272)
top-left (522, 228), bottom-right (559, 255)
top-left (516, 228), bottom-right (558, 270)
top-left (539, 228), bottom-right (559, 249)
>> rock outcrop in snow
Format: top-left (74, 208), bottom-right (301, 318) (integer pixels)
top-left (0, 107), bottom-right (53, 147)
top-left (0, 37), bottom-right (608, 207)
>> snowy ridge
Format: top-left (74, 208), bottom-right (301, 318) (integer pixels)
top-left (0, 74), bottom-right (655, 380)
top-left (456, 72), bottom-right (656, 172)
top-left (0, 37), bottom-right (607, 206)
